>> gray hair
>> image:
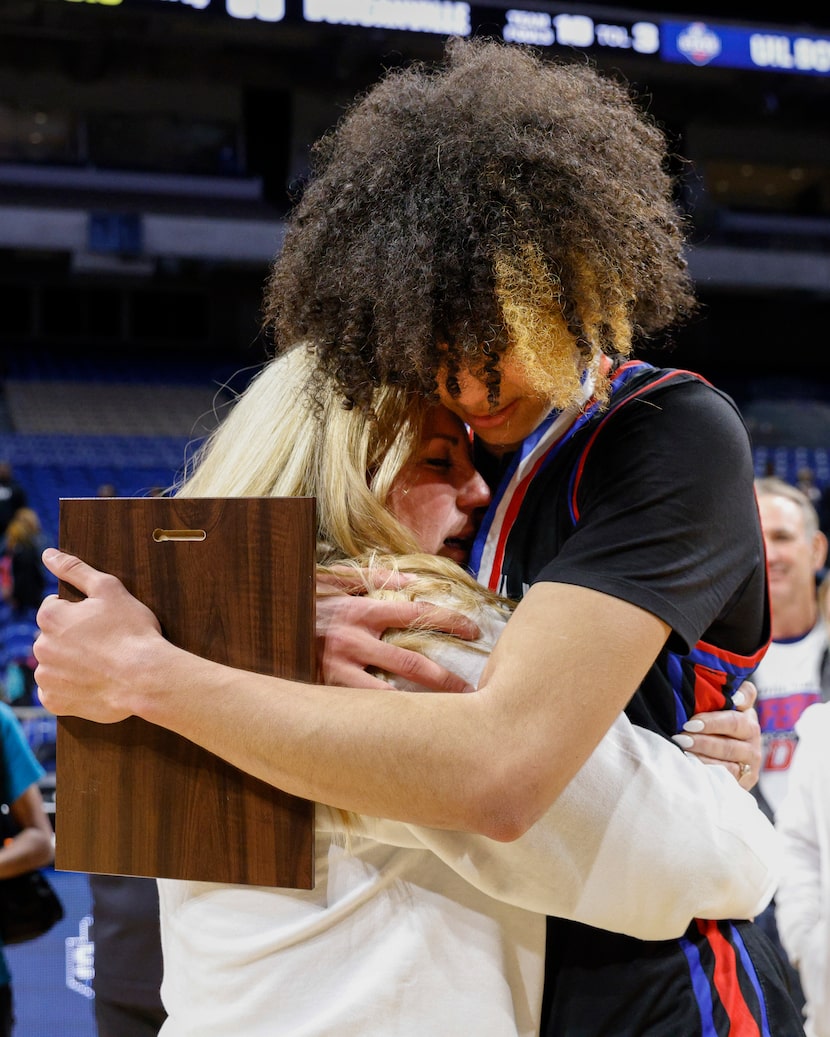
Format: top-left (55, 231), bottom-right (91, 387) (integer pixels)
top-left (754, 476), bottom-right (820, 537)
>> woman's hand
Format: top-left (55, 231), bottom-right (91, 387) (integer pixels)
top-left (317, 567), bottom-right (480, 693)
top-left (672, 681), bottom-right (761, 790)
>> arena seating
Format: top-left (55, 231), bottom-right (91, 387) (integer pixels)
top-left (753, 445), bottom-right (830, 487)
top-left (0, 431), bottom-right (198, 546)
top-left (0, 349), bottom-right (246, 543)
top-left (3, 353), bottom-right (830, 543)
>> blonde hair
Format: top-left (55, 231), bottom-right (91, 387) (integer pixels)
top-left (5, 507), bottom-right (42, 550)
top-left (176, 344), bottom-right (512, 622)
top-left (320, 552), bottom-right (513, 667)
top-left (177, 345), bottom-right (429, 561)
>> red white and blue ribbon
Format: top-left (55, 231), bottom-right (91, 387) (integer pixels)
top-left (471, 360), bottom-right (651, 592)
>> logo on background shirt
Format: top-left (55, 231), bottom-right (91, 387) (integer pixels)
top-left (757, 691), bottom-right (820, 734)
top-left (761, 732), bottom-right (798, 772)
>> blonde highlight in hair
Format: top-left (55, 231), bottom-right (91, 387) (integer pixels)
top-left (494, 243), bottom-right (629, 411)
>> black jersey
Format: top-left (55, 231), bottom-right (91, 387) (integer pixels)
top-left (471, 361), bottom-right (804, 1036)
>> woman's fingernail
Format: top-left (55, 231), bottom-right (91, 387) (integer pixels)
top-left (672, 734), bottom-right (695, 749)
top-left (683, 719), bottom-right (705, 733)
top-left (732, 690), bottom-right (746, 706)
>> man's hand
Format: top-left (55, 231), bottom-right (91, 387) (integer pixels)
top-left (34, 548), bottom-right (163, 723)
top-left (317, 567), bottom-right (480, 693)
top-left (672, 681), bottom-right (761, 789)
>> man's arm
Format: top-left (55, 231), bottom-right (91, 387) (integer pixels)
top-left (318, 582), bottom-right (769, 927)
top-left (320, 583), bottom-right (763, 789)
top-left (35, 550), bottom-right (663, 840)
top-left (320, 710), bottom-right (779, 940)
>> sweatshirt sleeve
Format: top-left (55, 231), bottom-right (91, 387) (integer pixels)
top-left (319, 713), bottom-right (780, 941)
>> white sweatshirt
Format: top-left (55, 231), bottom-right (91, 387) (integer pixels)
top-left (158, 601), bottom-right (780, 1037)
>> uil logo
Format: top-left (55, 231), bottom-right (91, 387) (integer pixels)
top-left (676, 22), bottom-right (722, 67)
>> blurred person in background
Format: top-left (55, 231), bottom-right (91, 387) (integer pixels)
top-left (0, 699), bottom-right (55, 1035)
top-left (775, 694), bottom-right (830, 1037)
top-left (774, 569), bottom-right (830, 1036)
top-left (752, 477), bottom-right (829, 813)
top-left (2, 509), bottom-right (46, 611)
top-left (749, 475), bottom-right (830, 1014)
top-left (90, 875), bottom-right (166, 1037)
top-left (0, 509), bottom-right (47, 705)
top-left (0, 465), bottom-right (26, 545)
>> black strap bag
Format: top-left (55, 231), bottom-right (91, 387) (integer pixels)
top-left (0, 861), bottom-right (64, 945)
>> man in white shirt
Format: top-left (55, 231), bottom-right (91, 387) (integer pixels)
top-left (750, 475), bottom-right (829, 1013)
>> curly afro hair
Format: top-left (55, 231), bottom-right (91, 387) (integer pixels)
top-left (264, 36), bottom-right (697, 413)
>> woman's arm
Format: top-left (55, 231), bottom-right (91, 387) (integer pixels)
top-left (0, 783), bottom-right (54, 878)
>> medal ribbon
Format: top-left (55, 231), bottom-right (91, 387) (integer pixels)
top-left (471, 360), bottom-right (652, 591)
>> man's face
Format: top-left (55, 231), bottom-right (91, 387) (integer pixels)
top-left (434, 354), bottom-right (553, 456)
top-left (758, 494), bottom-right (825, 613)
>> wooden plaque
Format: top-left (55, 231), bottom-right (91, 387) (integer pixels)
top-left (55, 496), bottom-right (316, 889)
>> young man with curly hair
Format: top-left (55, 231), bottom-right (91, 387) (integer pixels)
top-left (35, 38), bottom-right (803, 1035)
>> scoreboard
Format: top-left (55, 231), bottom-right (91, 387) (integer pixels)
top-left (47, 0), bottom-right (830, 76)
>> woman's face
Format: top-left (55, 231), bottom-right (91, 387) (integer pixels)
top-left (387, 406), bottom-right (491, 565)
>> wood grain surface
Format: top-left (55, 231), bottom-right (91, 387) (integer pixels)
top-left (55, 496), bottom-right (316, 888)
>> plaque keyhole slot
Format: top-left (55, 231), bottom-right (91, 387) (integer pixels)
top-left (152, 528), bottom-right (207, 542)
